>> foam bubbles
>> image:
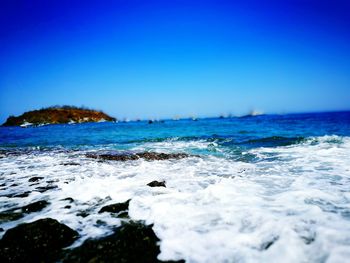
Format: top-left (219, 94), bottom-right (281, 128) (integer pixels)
top-left (0, 135), bottom-right (350, 262)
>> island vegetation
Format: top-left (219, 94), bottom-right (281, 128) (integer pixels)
top-left (2, 106), bottom-right (116, 127)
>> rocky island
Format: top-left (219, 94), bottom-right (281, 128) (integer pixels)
top-left (2, 106), bottom-right (116, 127)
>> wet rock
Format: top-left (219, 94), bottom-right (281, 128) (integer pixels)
top-left (0, 228), bottom-right (3, 232)
top-left (64, 205), bottom-right (71, 209)
top-left (0, 212), bottom-right (23, 223)
top-left (118, 211), bottom-right (130, 219)
top-left (1, 192), bottom-right (31, 198)
top-left (35, 185), bottom-right (58, 193)
top-left (0, 200), bottom-right (50, 223)
top-left (61, 162), bottom-right (80, 166)
top-left (28, 176), bottom-right (44, 182)
top-left (87, 153), bottom-right (139, 161)
top-left (76, 211), bottom-right (90, 218)
top-left (12, 192), bottom-right (30, 198)
top-left (261, 236), bottom-right (279, 250)
top-left (99, 199), bottom-right (130, 214)
top-left (87, 151), bottom-right (191, 162)
top-left (61, 197), bottom-right (74, 203)
top-left (95, 219), bottom-right (108, 226)
top-left (0, 218), bottom-right (79, 263)
top-left (147, 180), bottom-right (166, 187)
top-left (63, 221), bottom-right (183, 263)
top-left (21, 200), bottom-right (49, 213)
top-left (137, 152), bottom-right (189, 161)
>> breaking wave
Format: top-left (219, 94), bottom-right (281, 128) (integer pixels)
top-left (1, 134), bottom-right (350, 262)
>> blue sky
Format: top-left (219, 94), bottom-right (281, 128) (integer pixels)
top-left (1, 0), bottom-right (350, 121)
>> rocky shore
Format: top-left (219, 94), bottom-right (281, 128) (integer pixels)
top-left (0, 200), bottom-right (184, 263)
top-left (0, 150), bottom-right (192, 262)
top-left (86, 151), bottom-right (192, 161)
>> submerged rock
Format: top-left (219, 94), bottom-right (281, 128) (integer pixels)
top-left (63, 221), bottom-right (183, 263)
top-left (137, 152), bottom-right (189, 161)
top-left (14, 192), bottom-right (31, 198)
top-left (87, 153), bottom-right (139, 161)
top-left (35, 185), bottom-right (58, 193)
top-left (147, 180), bottom-right (166, 187)
top-left (21, 200), bottom-right (49, 213)
top-left (61, 197), bottom-right (75, 203)
top-left (87, 151), bottom-right (191, 162)
top-left (76, 211), bottom-right (90, 218)
top-left (260, 236), bottom-right (279, 250)
top-left (99, 199), bottom-right (130, 214)
top-left (28, 176), bottom-right (44, 182)
top-left (61, 162), bottom-right (80, 166)
top-left (0, 218), bottom-right (79, 263)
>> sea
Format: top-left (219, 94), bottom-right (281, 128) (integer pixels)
top-left (1, 111), bottom-right (350, 263)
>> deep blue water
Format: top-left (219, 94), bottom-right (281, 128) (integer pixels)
top-left (1, 111), bottom-right (350, 262)
top-left (1, 111), bottom-right (349, 152)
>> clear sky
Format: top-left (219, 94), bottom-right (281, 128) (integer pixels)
top-left (1, 0), bottom-right (349, 122)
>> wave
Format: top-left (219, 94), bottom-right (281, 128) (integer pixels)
top-left (1, 134), bottom-right (350, 262)
top-left (239, 136), bottom-right (305, 148)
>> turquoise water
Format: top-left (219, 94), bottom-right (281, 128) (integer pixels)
top-left (1, 111), bottom-right (349, 151)
top-left (1, 111), bottom-right (350, 262)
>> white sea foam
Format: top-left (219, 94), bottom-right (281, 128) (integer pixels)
top-left (131, 139), bottom-right (220, 153)
top-left (0, 135), bottom-right (350, 262)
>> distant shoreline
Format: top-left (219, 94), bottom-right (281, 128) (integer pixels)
top-left (2, 106), bottom-right (116, 127)
top-left (2, 109), bottom-right (350, 128)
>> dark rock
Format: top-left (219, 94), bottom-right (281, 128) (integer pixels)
top-left (137, 152), bottom-right (189, 161)
top-left (0, 228), bottom-right (3, 232)
top-left (261, 236), bottom-right (279, 250)
top-left (64, 205), bottom-right (71, 209)
top-left (86, 153), bottom-right (139, 161)
top-left (118, 211), bottom-right (130, 219)
top-left (35, 185), bottom-right (58, 193)
top-left (0, 218), bottom-right (79, 263)
top-left (95, 220), bottom-right (108, 226)
top-left (87, 151), bottom-right (191, 162)
top-left (61, 197), bottom-right (74, 203)
top-left (0, 192), bottom-right (30, 198)
top-left (21, 200), bottom-right (49, 213)
top-left (76, 211), bottom-right (90, 218)
top-left (99, 199), bottom-right (130, 214)
top-left (0, 212), bottom-right (23, 223)
top-left (0, 200), bottom-right (49, 223)
top-left (63, 221), bottom-right (183, 263)
top-left (12, 192), bottom-right (31, 198)
top-left (61, 162), bottom-right (80, 166)
top-left (147, 180), bottom-right (166, 187)
top-left (148, 120), bottom-right (154, 124)
top-left (28, 176), bottom-right (44, 182)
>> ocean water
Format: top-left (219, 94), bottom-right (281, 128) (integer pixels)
top-left (1, 111), bottom-right (350, 263)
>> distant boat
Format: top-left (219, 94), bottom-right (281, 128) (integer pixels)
top-left (249, 110), bottom-right (264, 116)
top-left (240, 110), bottom-right (264, 118)
top-left (20, 121), bottom-right (34, 128)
